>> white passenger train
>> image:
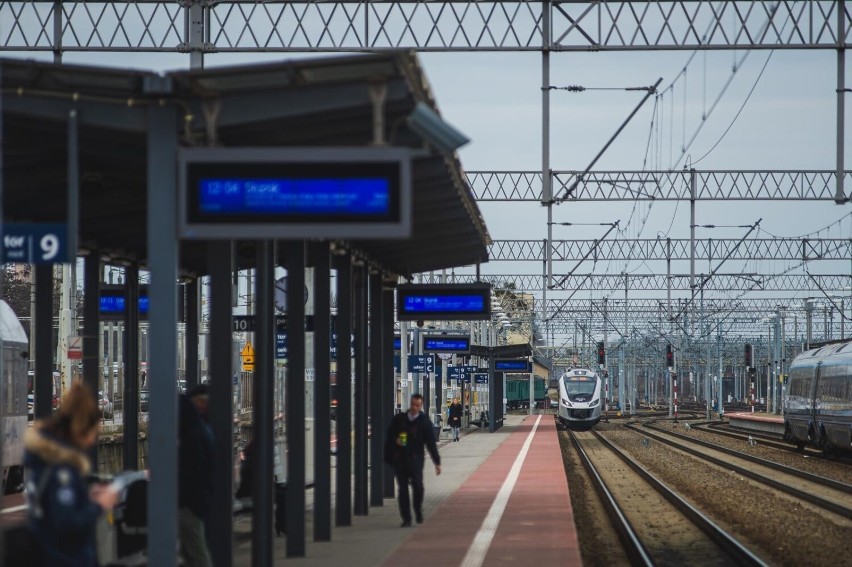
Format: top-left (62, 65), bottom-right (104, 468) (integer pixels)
top-left (557, 367), bottom-right (602, 429)
top-left (784, 341), bottom-right (852, 455)
top-left (0, 300), bottom-right (29, 491)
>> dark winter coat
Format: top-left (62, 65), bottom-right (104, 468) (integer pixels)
top-left (447, 403), bottom-right (463, 428)
top-left (178, 394), bottom-right (214, 519)
top-left (384, 411), bottom-right (440, 468)
top-left (23, 424), bottom-right (101, 567)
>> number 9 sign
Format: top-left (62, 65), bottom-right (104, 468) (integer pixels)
top-left (1, 223), bottom-right (67, 264)
top-left (40, 233), bottom-right (59, 261)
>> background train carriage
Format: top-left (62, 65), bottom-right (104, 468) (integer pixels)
top-left (784, 341), bottom-right (852, 455)
top-left (504, 376), bottom-right (547, 410)
top-left (0, 300), bottom-right (29, 492)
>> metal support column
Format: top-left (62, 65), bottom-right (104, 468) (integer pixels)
top-left (837, 0), bottom-right (847, 204)
top-left (34, 266), bottom-right (54, 420)
top-left (382, 283), bottom-right (396, 498)
top-left (333, 252), bottom-right (352, 526)
top-left (82, 255), bottom-right (100, 407)
top-left (313, 242), bottom-right (331, 541)
top-left (187, 1), bottom-right (205, 70)
top-left (689, 169), bottom-right (697, 334)
top-left (253, 241), bottom-right (275, 565)
top-left (208, 241), bottom-right (233, 567)
top-left (621, 274), bottom-right (627, 410)
top-left (369, 271), bottom-right (384, 507)
top-left (123, 265), bottom-right (139, 470)
top-left (146, 99), bottom-right (179, 567)
top-left (353, 262), bottom-right (369, 516)
top-left (283, 241), bottom-right (306, 557)
top-left (185, 280), bottom-right (199, 390)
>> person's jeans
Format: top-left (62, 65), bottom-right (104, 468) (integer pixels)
top-left (178, 507), bottom-right (212, 567)
top-left (393, 458), bottom-right (425, 521)
top-left (451, 426), bottom-right (460, 441)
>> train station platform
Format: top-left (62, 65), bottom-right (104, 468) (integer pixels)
top-left (233, 413), bottom-right (582, 566)
top-left (726, 411), bottom-right (785, 436)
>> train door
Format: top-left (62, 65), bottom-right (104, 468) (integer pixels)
top-left (810, 362), bottom-right (822, 444)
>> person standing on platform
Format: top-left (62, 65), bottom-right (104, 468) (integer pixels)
top-left (384, 394), bottom-right (441, 527)
top-left (187, 384), bottom-right (214, 542)
top-left (23, 381), bottom-right (120, 567)
top-left (447, 398), bottom-right (463, 442)
top-left (178, 394), bottom-right (213, 567)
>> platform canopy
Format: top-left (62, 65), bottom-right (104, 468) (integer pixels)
top-left (1, 52), bottom-right (490, 276)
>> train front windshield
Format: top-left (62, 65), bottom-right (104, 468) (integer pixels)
top-left (562, 376), bottom-right (597, 396)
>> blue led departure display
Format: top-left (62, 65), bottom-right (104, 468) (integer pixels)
top-left (199, 178), bottom-right (390, 216)
top-left (403, 295), bottom-right (484, 313)
top-left (99, 294), bottom-right (149, 316)
top-left (495, 359), bottom-right (531, 372)
top-left (397, 284), bottom-right (491, 321)
top-left (423, 337), bottom-right (471, 353)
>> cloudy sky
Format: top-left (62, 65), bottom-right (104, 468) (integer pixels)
top-left (11, 43), bottom-right (852, 326)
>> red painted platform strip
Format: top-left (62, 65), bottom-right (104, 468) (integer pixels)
top-left (383, 416), bottom-right (582, 567)
top-left (727, 412), bottom-right (783, 423)
top-left (484, 417), bottom-right (580, 566)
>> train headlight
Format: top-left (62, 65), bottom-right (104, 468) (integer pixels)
top-left (588, 399), bottom-right (600, 407)
top-left (561, 398), bottom-right (571, 407)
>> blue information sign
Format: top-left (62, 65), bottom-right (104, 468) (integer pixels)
top-left (495, 359), bottom-right (532, 372)
top-left (2, 223), bottom-right (68, 264)
top-left (100, 295), bottom-right (149, 317)
top-left (396, 284), bottom-right (491, 321)
top-left (406, 355), bottom-right (435, 374)
top-left (404, 296), bottom-right (484, 313)
top-left (422, 335), bottom-right (471, 353)
top-left (200, 178), bottom-right (390, 216)
top-left (276, 325), bottom-right (287, 359)
top-left (179, 147), bottom-right (412, 240)
top-left (474, 373), bottom-right (489, 384)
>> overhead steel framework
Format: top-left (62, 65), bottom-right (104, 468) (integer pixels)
top-left (487, 238), bottom-right (852, 262)
top-left (0, 1), bottom-right (847, 53)
top-left (429, 273), bottom-right (852, 293)
top-left (466, 170), bottom-right (852, 202)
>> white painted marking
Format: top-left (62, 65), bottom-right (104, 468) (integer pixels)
top-left (460, 415), bottom-right (542, 567)
top-left (1, 504), bottom-right (27, 514)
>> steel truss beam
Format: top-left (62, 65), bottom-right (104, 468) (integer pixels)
top-left (425, 273), bottom-right (852, 292)
top-left (543, 297), bottom-right (836, 316)
top-left (489, 238), bottom-right (852, 262)
top-left (545, 337), bottom-right (808, 366)
top-left (467, 170), bottom-right (852, 201)
top-left (0, 2), bottom-right (848, 53)
top-left (544, 317), bottom-right (844, 335)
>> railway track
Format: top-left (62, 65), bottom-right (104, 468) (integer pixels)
top-left (564, 428), bottom-right (766, 566)
top-left (699, 420), bottom-right (852, 463)
top-left (626, 422), bottom-right (852, 520)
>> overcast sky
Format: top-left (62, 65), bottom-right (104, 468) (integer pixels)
top-left (13, 46), bottom-right (852, 313)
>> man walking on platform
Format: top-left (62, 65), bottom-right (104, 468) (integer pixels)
top-left (385, 394), bottom-right (441, 527)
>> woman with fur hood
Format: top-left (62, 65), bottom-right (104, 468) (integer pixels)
top-left (23, 381), bottom-right (119, 566)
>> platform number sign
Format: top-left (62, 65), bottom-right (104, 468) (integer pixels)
top-left (2, 223), bottom-right (68, 264)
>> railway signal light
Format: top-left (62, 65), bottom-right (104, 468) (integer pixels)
top-left (666, 344), bottom-right (674, 368)
top-left (597, 342), bottom-right (605, 366)
top-left (744, 343), bottom-right (753, 368)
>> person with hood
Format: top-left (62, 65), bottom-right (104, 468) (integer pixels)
top-left (447, 397), bottom-right (463, 442)
top-left (384, 394), bottom-right (441, 527)
top-left (23, 381), bottom-right (119, 567)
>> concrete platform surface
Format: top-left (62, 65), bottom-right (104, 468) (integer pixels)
top-left (233, 413), bottom-right (582, 567)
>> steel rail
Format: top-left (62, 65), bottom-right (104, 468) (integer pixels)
top-left (625, 424), bottom-right (852, 519)
top-left (570, 428), bottom-right (767, 566)
top-left (565, 429), bottom-right (654, 567)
